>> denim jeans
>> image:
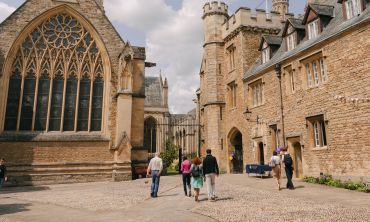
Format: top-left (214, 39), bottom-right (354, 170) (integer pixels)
top-left (182, 173), bottom-right (191, 194)
top-left (151, 170), bottom-right (160, 196)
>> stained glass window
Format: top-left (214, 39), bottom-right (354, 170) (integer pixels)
top-left (63, 76), bottom-right (78, 131)
top-left (4, 70), bottom-right (22, 131)
top-left (77, 77), bottom-right (91, 131)
top-left (4, 13), bottom-right (105, 133)
top-left (49, 75), bottom-right (64, 131)
top-left (35, 73), bottom-right (50, 131)
top-left (19, 72), bottom-right (36, 131)
top-left (91, 76), bottom-right (104, 131)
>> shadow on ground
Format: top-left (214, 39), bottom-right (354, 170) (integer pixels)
top-left (0, 203), bottom-right (32, 215)
top-left (0, 186), bottom-right (50, 194)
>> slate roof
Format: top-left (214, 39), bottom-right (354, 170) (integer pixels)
top-left (259, 35), bottom-right (282, 50)
top-left (145, 77), bottom-right (163, 107)
top-left (245, 0), bottom-right (370, 80)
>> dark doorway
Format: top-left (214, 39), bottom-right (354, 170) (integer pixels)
top-left (230, 130), bottom-right (243, 173)
top-left (258, 142), bottom-right (264, 165)
top-left (293, 142), bottom-right (303, 178)
top-left (144, 117), bottom-right (157, 154)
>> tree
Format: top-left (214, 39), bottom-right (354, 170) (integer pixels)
top-left (160, 140), bottom-right (178, 169)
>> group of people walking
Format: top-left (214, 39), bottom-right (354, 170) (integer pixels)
top-left (146, 147), bottom-right (294, 200)
top-left (269, 147), bottom-right (295, 190)
top-left (181, 149), bottom-right (219, 202)
top-left (146, 149), bottom-right (219, 202)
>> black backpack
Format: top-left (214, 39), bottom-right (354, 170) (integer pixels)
top-left (191, 165), bottom-right (201, 177)
top-left (284, 154), bottom-right (293, 166)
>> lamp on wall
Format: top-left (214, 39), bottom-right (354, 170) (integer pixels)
top-left (243, 107), bottom-right (252, 121)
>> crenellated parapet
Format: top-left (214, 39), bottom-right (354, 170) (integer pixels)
top-left (222, 7), bottom-right (293, 40)
top-left (202, 1), bottom-right (229, 19)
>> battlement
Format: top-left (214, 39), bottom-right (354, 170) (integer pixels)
top-left (222, 7), bottom-right (294, 39)
top-left (203, 1), bottom-right (229, 18)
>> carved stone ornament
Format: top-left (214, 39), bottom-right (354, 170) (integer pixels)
top-left (118, 42), bottom-right (134, 92)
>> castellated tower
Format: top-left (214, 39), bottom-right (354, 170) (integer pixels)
top-left (272, 0), bottom-right (289, 20)
top-left (201, 1), bottom-right (228, 158)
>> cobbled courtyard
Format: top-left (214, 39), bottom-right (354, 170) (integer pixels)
top-left (0, 174), bottom-right (369, 222)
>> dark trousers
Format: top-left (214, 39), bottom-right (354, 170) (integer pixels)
top-left (285, 166), bottom-right (294, 189)
top-left (182, 173), bottom-right (191, 194)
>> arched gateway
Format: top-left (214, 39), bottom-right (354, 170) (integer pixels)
top-left (228, 128), bottom-right (243, 173)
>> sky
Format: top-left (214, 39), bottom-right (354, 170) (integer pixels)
top-left (0, 0), bottom-right (307, 113)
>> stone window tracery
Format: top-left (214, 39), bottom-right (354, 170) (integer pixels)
top-left (4, 13), bottom-right (105, 132)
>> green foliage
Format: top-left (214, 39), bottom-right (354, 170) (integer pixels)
top-left (160, 140), bottom-right (179, 169)
top-left (303, 176), bottom-right (317, 184)
top-left (303, 174), bottom-right (369, 193)
top-left (318, 174), bottom-right (333, 185)
top-left (326, 179), bottom-right (343, 188)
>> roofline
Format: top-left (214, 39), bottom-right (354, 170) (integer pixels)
top-left (243, 15), bottom-right (370, 81)
top-left (0, 1), bottom-right (28, 28)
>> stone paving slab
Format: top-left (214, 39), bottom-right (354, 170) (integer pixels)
top-left (0, 175), bottom-right (369, 222)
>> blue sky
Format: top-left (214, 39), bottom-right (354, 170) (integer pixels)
top-left (0, 0), bottom-right (308, 113)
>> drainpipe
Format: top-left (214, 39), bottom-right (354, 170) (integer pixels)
top-left (275, 64), bottom-right (286, 147)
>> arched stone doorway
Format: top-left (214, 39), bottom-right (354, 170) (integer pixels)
top-left (144, 117), bottom-right (157, 154)
top-left (258, 142), bottom-right (265, 165)
top-left (228, 128), bottom-right (243, 173)
top-left (293, 142), bottom-right (303, 178)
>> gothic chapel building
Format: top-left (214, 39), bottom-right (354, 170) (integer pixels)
top-left (0, 0), bottom-right (148, 185)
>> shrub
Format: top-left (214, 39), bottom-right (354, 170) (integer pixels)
top-left (303, 176), bottom-right (317, 184)
top-left (318, 174), bottom-right (333, 185)
top-left (327, 179), bottom-right (343, 188)
top-left (160, 140), bottom-right (179, 169)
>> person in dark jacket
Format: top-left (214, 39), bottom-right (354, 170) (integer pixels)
top-left (202, 149), bottom-right (219, 200)
top-left (0, 158), bottom-right (7, 188)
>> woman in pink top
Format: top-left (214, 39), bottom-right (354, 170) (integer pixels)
top-left (181, 156), bottom-right (192, 197)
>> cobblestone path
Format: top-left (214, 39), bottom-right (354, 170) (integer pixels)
top-left (0, 175), bottom-right (369, 222)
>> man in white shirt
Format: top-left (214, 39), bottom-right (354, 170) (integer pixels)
top-left (146, 153), bottom-right (163, 198)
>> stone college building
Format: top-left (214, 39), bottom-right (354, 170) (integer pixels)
top-left (0, 0), bottom-right (149, 185)
top-left (198, 0), bottom-right (370, 180)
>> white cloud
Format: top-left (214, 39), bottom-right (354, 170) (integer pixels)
top-left (106, 0), bottom-right (208, 113)
top-left (0, 2), bottom-right (16, 23)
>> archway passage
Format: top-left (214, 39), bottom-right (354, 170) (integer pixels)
top-left (293, 142), bottom-right (303, 178)
top-left (230, 129), bottom-right (243, 174)
top-left (258, 142), bottom-right (265, 165)
top-left (144, 117), bottom-right (157, 154)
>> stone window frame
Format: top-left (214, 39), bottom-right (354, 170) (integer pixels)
top-left (261, 41), bottom-right (270, 64)
top-left (227, 44), bottom-right (236, 72)
top-left (343, 0), bottom-right (364, 20)
top-left (248, 79), bottom-right (264, 108)
top-left (306, 114), bottom-right (328, 150)
top-left (283, 65), bottom-right (297, 94)
top-left (307, 19), bottom-right (320, 40)
top-left (227, 81), bottom-right (237, 109)
top-left (300, 53), bottom-right (328, 89)
top-left (0, 7), bottom-right (111, 135)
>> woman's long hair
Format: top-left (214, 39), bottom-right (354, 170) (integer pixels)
top-left (193, 156), bottom-right (202, 165)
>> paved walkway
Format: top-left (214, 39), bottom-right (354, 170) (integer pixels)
top-left (0, 175), bottom-right (369, 222)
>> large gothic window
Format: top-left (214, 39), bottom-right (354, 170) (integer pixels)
top-left (4, 13), bottom-right (105, 132)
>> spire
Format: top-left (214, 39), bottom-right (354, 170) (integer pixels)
top-left (163, 77), bottom-right (168, 88)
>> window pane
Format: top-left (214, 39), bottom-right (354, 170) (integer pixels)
top-left (20, 73), bottom-right (36, 131)
top-left (320, 59), bottom-right (327, 82)
top-left (77, 77), bottom-right (91, 131)
top-left (49, 76), bottom-right (64, 131)
top-left (4, 72), bottom-right (22, 131)
top-left (91, 77), bottom-right (104, 131)
top-left (321, 121), bottom-right (327, 146)
top-left (63, 76), bottom-right (78, 131)
top-left (313, 62), bottom-right (320, 85)
top-left (314, 122), bottom-right (320, 147)
top-left (35, 74), bottom-right (50, 131)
